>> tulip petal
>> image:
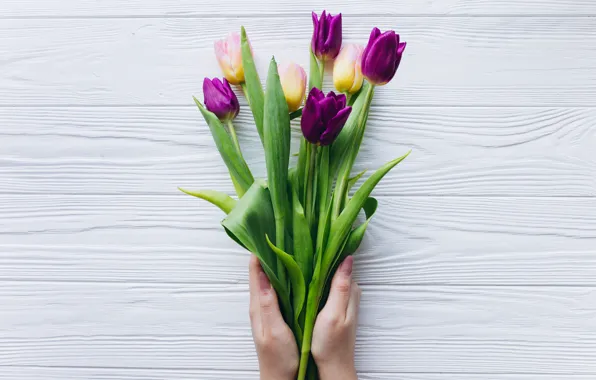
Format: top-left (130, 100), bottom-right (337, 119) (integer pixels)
top-left (361, 27), bottom-right (381, 74)
top-left (309, 87), bottom-right (325, 101)
top-left (319, 106), bottom-right (352, 146)
top-left (311, 12), bottom-right (319, 54)
top-left (301, 94), bottom-right (324, 144)
top-left (318, 96), bottom-right (338, 124)
top-left (324, 13), bottom-right (342, 59)
top-left (363, 30), bottom-right (398, 85)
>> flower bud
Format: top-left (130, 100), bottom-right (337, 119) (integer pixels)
top-left (333, 44), bottom-right (364, 94)
top-left (203, 78), bottom-right (240, 121)
top-left (301, 88), bottom-right (352, 146)
top-left (311, 11), bottom-right (342, 61)
top-left (214, 32), bottom-right (245, 85)
top-left (278, 62), bottom-right (307, 113)
top-left (361, 27), bottom-right (406, 86)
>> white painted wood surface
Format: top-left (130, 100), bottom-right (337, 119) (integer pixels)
top-left (0, 1), bottom-right (595, 379)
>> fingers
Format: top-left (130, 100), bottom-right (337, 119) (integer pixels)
top-left (324, 256), bottom-right (354, 320)
top-left (346, 281), bottom-right (361, 324)
top-left (248, 255), bottom-right (261, 315)
top-left (256, 269), bottom-right (286, 329)
top-left (248, 255), bottom-right (286, 337)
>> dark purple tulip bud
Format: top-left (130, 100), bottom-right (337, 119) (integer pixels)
top-left (301, 88), bottom-right (352, 146)
top-left (203, 77), bottom-right (240, 121)
top-left (361, 27), bottom-right (407, 86)
top-left (311, 11), bottom-right (343, 61)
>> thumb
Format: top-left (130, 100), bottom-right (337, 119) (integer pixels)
top-left (257, 270), bottom-right (286, 329)
top-left (323, 256), bottom-right (354, 320)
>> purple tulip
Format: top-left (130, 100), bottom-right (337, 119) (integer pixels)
top-left (311, 11), bottom-right (342, 61)
top-left (203, 77), bottom-right (240, 121)
top-left (361, 27), bottom-right (407, 86)
top-left (301, 88), bottom-right (352, 146)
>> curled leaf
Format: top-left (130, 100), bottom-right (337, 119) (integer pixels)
top-left (178, 188), bottom-right (236, 214)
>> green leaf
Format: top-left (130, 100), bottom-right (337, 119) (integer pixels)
top-left (315, 146), bottom-right (332, 260)
top-left (221, 180), bottom-right (293, 325)
top-left (178, 188), bottom-right (236, 214)
top-left (241, 26), bottom-right (265, 143)
top-left (323, 151), bottom-right (411, 271)
top-left (330, 82), bottom-right (372, 176)
top-left (308, 48), bottom-right (322, 91)
top-left (290, 180), bottom-right (314, 286)
top-left (263, 57), bottom-right (292, 285)
top-left (193, 97), bottom-right (254, 197)
top-left (344, 169), bottom-right (367, 204)
top-left (340, 197), bottom-right (378, 257)
top-left (266, 235), bottom-right (306, 340)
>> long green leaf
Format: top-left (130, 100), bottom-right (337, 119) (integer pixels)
top-left (291, 180), bottom-right (313, 286)
top-left (323, 151), bottom-right (411, 271)
top-left (178, 188), bottom-right (236, 214)
top-left (193, 97), bottom-right (254, 196)
top-left (221, 180), bottom-right (293, 325)
top-left (344, 169), bottom-right (367, 205)
top-left (263, 57), bottom-right (292, 286)
top-left (330, 82), bottom-right (371, 176)
top-left (240, 26), bottom-right (265, 143)
top-left (266, 235), bottom-right (306, 340)
top-left (340, 197), bottom-right (378, 258)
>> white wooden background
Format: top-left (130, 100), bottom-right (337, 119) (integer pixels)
top-left (1, 0), bottom-right (595, 379)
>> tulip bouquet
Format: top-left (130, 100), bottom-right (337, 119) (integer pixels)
top-left (181, 11), bottom-right (408, 380)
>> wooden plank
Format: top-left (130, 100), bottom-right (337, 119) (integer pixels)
top-left (2, 0), bottom-right (596, 16)
top-left (1, 367), bottom-right (595, 380)
top-left (1, 106), bottom-right (594, 197)
top-left (1, 282), bottom-right (596, 374)
top-left (1, 195), bottom-right (595, 285)
top-left (1, 17), bottom-right (596, 106)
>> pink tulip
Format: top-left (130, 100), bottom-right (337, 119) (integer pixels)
top-left (214, 32), bottom-right (245, 85)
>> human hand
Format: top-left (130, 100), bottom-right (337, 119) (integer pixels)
top-left (248, 255), bottom-right (299, 380)
top-left (311, 256), bottom-right (361, 380)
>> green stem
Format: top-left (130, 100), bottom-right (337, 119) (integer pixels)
top-left (318, 59), bottom-right (325, 88)
top-left (240, 82), bottom-right (250, 107)
top-left (226, 120), bottom-right (244, 159)
top-left (305, 143), bottom-right (318, 229)
top-left (297, 281), bottom-right (323, 380)
top-left (331, 84), bottom-right (375, 221)
top-left (290, 108), bottom-right (303, 120)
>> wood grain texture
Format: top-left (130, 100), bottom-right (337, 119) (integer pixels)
top-left (1, 106), bottom-right (594, 197)
top-left (2, 369), bottom-right (594, 380)
top-left (2, 17), bottom-right (596, 106)
top-left (2, 0), bottom-right (595, 378)
top-left (1, 195), bottom-right (595, 285)
top-left (2, 0), bottom-right (596, 16)
top-left (1, 282), bottom-right (596, 374)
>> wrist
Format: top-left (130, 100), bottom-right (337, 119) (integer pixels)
top-left (317, 360), bottom-right (357, 380)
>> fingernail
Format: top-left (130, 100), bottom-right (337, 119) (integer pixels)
top-left (259, 271), bottom-right (271, 294)
top-left (339, 256), bottom-right (354, 276)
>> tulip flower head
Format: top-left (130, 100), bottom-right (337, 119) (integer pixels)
top-left (214, 32), bottom-right (245, 85)
top-left (311, 11), bottom-right (343, 61)
top-left (203, 77), bottom-right (240, 122)
top-left (279, 62), bottom-right (307, 113)
top-left (333, 44), bottom-right (364, 94)
top-left (361, 27), bottom-right (406, 86)
top-left (301, 88), bottom-right (352, 146)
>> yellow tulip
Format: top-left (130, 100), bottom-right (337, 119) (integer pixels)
top-left (333, 44), bottom-right (364, 94)
top-left (278, 62), bottom-right (307, 112)
top-left (214, 32), bottom-right (245, 85)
